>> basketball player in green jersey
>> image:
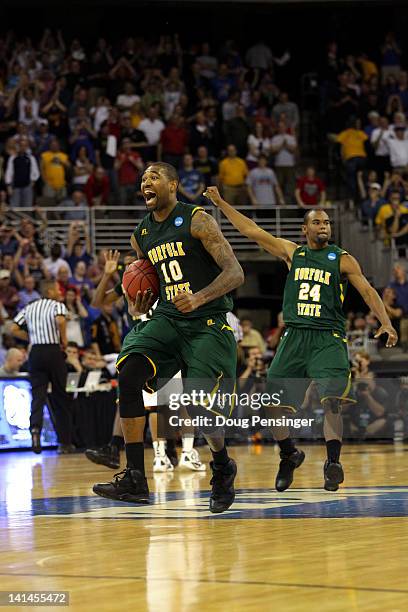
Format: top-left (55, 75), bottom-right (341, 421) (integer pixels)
top-left (93, 163), bottom-right (244, 512)
top-left (204, 186), bottom-right (397, 492)
top-left (86, 249), bottom-right (207, 473)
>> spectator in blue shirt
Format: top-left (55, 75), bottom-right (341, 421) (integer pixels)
top-left (69, 260), bottom-right (94, 300)
top-left (389, 263), bottom-right (408, 313)
top-left (211, 64), bottom-right (235, 103)
top-left (361, 183), bottom-right (385, 224)
top-left (62, 191), bottom-right (88, 222)
top-left (388, 263), bottom-right (408, 349)
top-left (178, 153), bottom-right (205, 205)
top-left (0, 227), bottom-right (19, 257)
top-left (17, 276), bottom-right (41, 310)
top-left (364, 111), bottom-right (380, 138)
top-left (34, 120), bottom-right (53, 154)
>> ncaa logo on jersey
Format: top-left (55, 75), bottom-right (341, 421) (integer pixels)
top-left (327, 252), bottom-right (337, 261)
top-left (174, 216), bottom-right (184, 227)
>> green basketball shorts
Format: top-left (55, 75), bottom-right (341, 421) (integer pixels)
top-left (116, 312), bottom-right (237, 417)
top-left (266, 326), bottom-right (355, 412)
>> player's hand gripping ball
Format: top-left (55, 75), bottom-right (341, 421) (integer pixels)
top-left (122, 260), bottom-right (159, 315)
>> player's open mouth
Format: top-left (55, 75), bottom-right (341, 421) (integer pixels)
top-left (144, 190), bottom-right (157, 205)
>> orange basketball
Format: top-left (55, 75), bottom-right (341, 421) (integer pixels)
top-left (122, 259), bottom-right (159, 301)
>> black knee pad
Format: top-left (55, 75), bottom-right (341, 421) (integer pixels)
top-left (118, 354), bottom-right (153, 418)
top-left (322, 397), bottom-right (342, 414)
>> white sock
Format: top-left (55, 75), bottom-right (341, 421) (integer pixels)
top-left (153, 440), bottom-right (166, 456)
top-left (182, 436), bottom-right (194, 453)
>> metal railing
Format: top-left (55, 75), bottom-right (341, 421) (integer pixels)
top-left (4, 204), bottom-right (340, 258)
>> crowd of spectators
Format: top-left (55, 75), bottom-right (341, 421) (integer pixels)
top-left (0, 29), bottom-right (329, 212)
top-left (0, 28), bottom-right (406, 393)
top-left (0, 219), bottom-right (128, 364)
top-left (0, 28), bottom-right (407, 228)
top-left (321, 35), bottom-right (408, 257)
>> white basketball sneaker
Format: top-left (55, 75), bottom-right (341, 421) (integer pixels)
top-left (153, 453), bottom-right (174, 473)
top-left (153, 441), bottom-right (174, 473)
top-left (179, 448), bottom-right (206, 472)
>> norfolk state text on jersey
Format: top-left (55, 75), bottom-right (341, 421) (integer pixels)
top-left (294, 267), bottom-right (332, 317)
top-left (135, 201), bottom-right (233, 319)
top-left (283, 244), bottom-right (348, 333)
top-left (146, 240), bottom-right (191, 301)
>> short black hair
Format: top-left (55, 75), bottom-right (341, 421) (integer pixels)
top-left (145, 162), bottom-right (179, 184)
top-left (67, 341), bottom-right (79, 349)
top-left (303, 209), bottom-right (317, 224)
top-left (303, 209), bottom-right (330, 224)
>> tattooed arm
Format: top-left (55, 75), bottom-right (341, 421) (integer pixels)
top-left (172, 210), bottom-right (244, 313)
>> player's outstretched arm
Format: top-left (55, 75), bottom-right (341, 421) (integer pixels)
top-left (173, 210), bottom-right (244, 313)
top-left (341, 254), bottom-right (398, 348)
top-left (204, 186), bottom-right (297, 264)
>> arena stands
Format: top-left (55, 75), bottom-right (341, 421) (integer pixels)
top-left (0, 28), bottom-right (407, 448)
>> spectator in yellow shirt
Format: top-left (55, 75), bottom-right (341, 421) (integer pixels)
top-left (336, 118), bottom-right (368, 201)
top-left (357, 54), bottom-right (379, 81)
top-left (375, 190), bottom-right (408, 241)
top-left (218, 144), bottom-right (248, 205)
top-left (40, 138), bottom-right (70, 204)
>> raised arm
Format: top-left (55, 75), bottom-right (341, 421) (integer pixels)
top-left (203, 186), bottom-right (298, 265)
top-left (91, 249), bottom-right (121, 308)
top-left (357, 171), bottom-right (367, 200)
top-left (66, 222), bottom-right (78, 256)
top-left (84, 226), bottom-right (92, 254)
top-left (172, 210), bottom-right (244, 314)
top-left (340, 253), bottom-right (398, 348)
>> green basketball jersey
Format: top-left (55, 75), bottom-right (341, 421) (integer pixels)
top-left (282, 244), bottom-right (348, 334)
top-left (134, 201), bottom-right (233, 319)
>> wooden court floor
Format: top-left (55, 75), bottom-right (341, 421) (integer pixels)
top-left (1, 444), bottom-right (408, 612)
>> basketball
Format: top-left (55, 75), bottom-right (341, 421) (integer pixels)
top-left (122, 259), bottom-right (159, 301)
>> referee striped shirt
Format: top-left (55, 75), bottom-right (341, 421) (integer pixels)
top-left (14, 299), bottom-right (67, 345)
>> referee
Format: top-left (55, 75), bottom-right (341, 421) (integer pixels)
top-left (11, 279), bottom-right (72, 454)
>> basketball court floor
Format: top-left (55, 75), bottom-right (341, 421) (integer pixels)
top-left (1, 444), bottom-right (408, 611)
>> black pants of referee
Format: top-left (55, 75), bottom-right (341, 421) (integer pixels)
top-left (29, 344), bottom-right (72, 445)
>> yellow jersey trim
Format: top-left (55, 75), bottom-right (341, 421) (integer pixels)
top-left (221, 324), bottom-right (234, 332)
top-left (320, 372), bottom-right (356, 404)
top-left (191, 206), bottom-right (205, 217)
top-left (143, 354), bottom-right (157, 394)
top-left (116, 354), bottom-right (129, 371)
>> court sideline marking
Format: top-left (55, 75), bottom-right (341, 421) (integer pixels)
top-left (0, 572), bottom-right (407, 595)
